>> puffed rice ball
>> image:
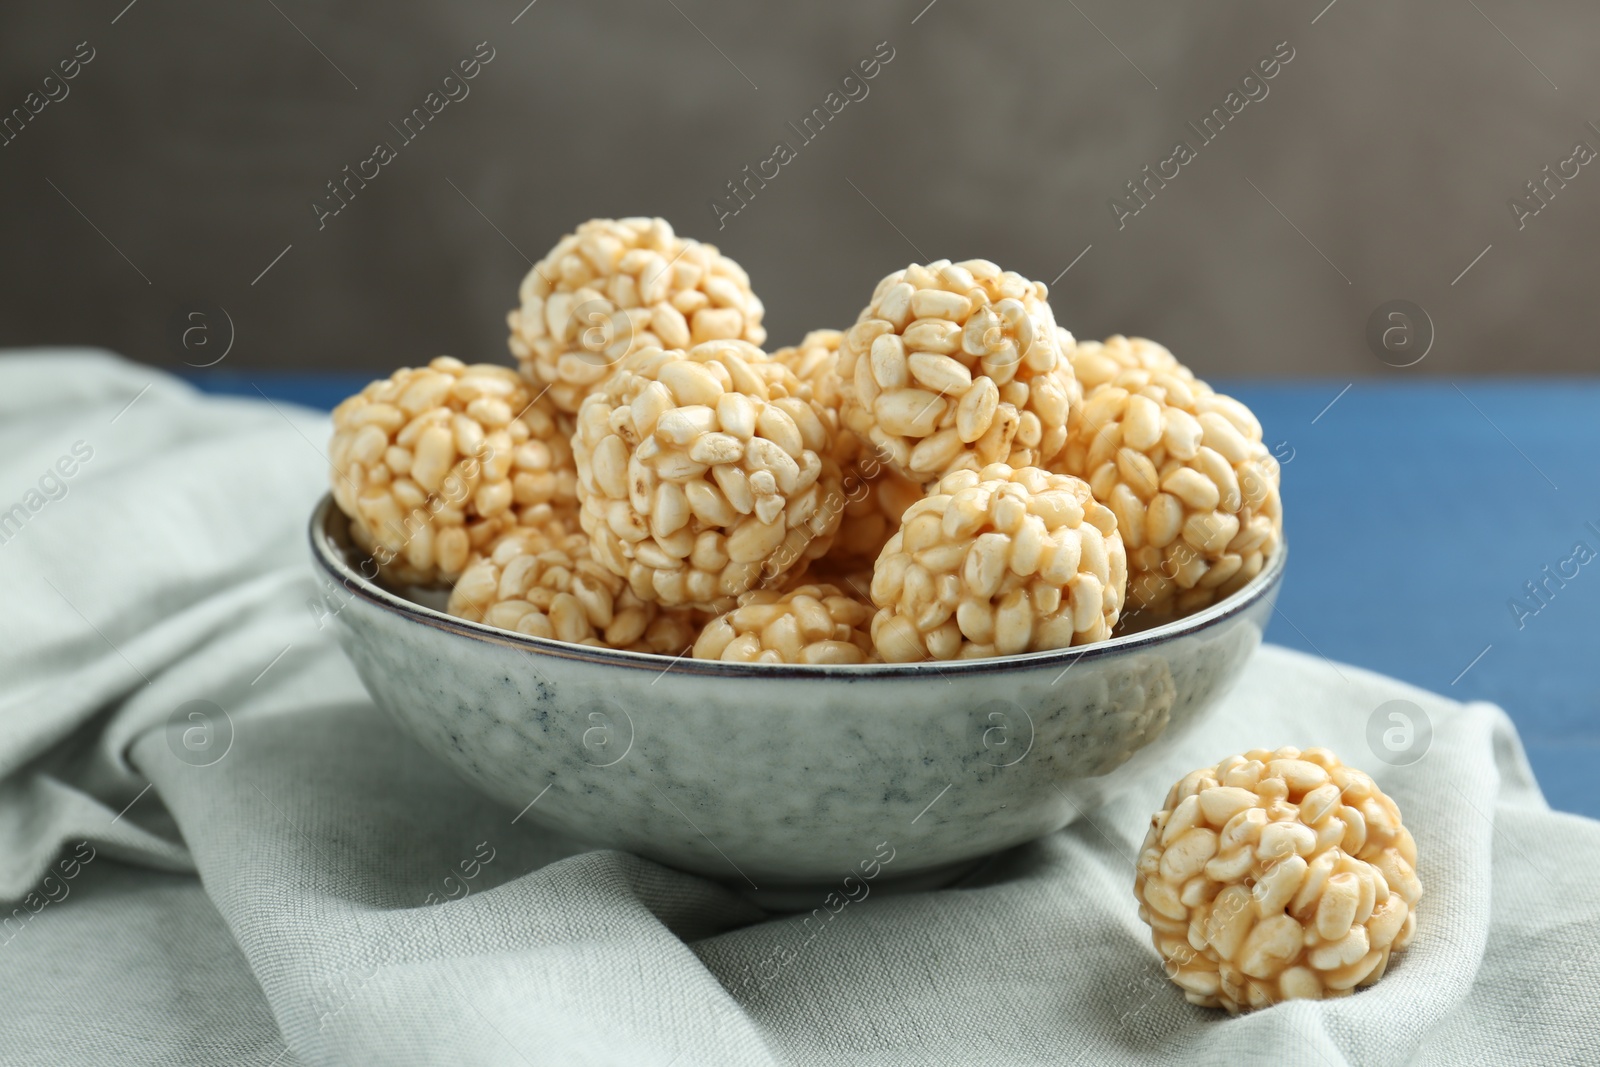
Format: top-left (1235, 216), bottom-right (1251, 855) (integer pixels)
top-left (692, 583), bottom-right (876, 664)
top-left (774, 329), bottom-right (848, 445)
top-left (1060, 336), bottom-right (1281, 617)
top-left (869, 464), bottom-right (1127, 662)
top-left (447, 525), bottom-right (698, 654)
top-left (330, 358), bottom-right (578, 586)
top-left (775, 327), bottom-right (882, 471)
top-left (837, 260), bottom-right (1077, 483)
top-left (803, 560), bottom-right (878, 606)
top-left (1069, 332), bottom-right (1199, 392)
top-left (508, 217), bottom-right (766, 413)
top-left (1135, 747), bottom-right (1422, 1014)
top-left (827, 465), bottom-right (925, 571)
top-left (572, 340), bottom-right (843, 610)
top-left (776, 327), bottom-right (925, 569)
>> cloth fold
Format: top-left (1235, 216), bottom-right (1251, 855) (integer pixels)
top-left (2, 350), bottom-right (1595, 1066)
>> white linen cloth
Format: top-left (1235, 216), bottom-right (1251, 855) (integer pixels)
top-left (2, 350), bottom-right (1595, 1066)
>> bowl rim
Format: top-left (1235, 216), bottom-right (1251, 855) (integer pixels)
top-left (308, 494), bottom-right (1285, 679)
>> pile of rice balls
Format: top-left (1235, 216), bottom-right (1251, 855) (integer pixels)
top-left (329, 217), bottom-right (1282, 665)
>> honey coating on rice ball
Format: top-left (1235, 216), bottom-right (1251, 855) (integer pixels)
top-left (869, 464), bottom-right (1127, 662)
top-left (692, 583), bottom-right (876, 664)
top-left (508, 217), bottom-right (766, 413)
top-left (572, 339), bottom-right (843, 610)
top-left (1135, 747), bottom-right (1422, 1014)
top-left (837, 260), bottom-right (1078, 483)
top-left (447, 524), bottom-right (698, 654)
top-left (1059, 336), bottom-right (1281, 618)
top-left (330, 358), bottom-right (578, 586)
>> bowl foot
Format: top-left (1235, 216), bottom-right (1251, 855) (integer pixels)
top-left (735, 856), bottom-right (995, 913)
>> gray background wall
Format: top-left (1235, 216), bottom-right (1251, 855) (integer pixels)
top-left (2, 0), bottom-right (1596, 380)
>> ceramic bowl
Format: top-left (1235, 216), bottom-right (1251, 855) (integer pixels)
top-left (309, 496), bottom-right (1284, 906)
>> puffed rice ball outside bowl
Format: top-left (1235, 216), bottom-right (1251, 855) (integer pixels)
top-left (311, 484), bottom-right (1287, 905)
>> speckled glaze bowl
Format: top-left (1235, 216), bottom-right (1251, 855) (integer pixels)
top-left (309, 496), bottom-right (1284, 906)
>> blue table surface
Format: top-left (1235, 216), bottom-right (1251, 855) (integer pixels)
top-left (187, 372), bottom-right (1600, 821)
